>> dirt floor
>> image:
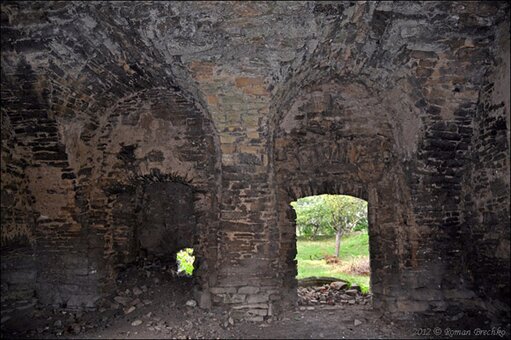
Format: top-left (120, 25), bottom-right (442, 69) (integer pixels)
top-left (1, 257), bottom-right (509, 339)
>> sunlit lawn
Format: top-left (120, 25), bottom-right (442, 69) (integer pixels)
top-left (296, 232), bottom-right (371, 293)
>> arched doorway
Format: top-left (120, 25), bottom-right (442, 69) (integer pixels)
top-left (292, 194), bottom-right (371, 303)
top-left (273, 82), bottom-right (418, 317)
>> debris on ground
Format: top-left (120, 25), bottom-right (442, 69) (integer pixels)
top-left (297, 280), bottom-right (372, 306)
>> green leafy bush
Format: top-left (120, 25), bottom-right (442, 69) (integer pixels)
top-left (176, 248), bottom-right (195, 276)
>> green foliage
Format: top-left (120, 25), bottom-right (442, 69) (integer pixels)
top-left (291, 195), bottom-right (368, 238)
top-left (291, 196), bottom-right (331, 238)
top-left (353, 219), bottom-right (369, 232)
top-left (176, 248), bottom-right (195, 276)
top-left (296, 233), bottom-right (370, 293)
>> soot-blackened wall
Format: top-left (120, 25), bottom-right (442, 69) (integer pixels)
top-left (138, 182), bottom-right (196, 257)
top-left (1, 1), bottom-right (509, 325)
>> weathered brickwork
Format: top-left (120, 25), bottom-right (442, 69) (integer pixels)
top-left (0, 110), bottom-right (36, 303)
top-left (1, 1), bottom-right (509, 325)
top-left (461, 21), bottom-right (510, 319)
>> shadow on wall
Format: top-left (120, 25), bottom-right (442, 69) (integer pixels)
top-left (137, 182), bottom-right (196, 259)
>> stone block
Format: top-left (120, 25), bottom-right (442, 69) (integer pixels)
top-left (238, 286), bottom-right (260, 294)
top-left (232, 303), bottom-right (268, 310)
top-left (197, 291), bottom-right (212, 309)
top-left (221, 143), bottom-right (236, 154)
top-left (235, 77), bottom-right (264, 88)
top-left (225, 294), bottom-right (246, 304)
top-left (206, 95), bottom-right (218, 106)
top-left (219, 135), bottom-right (238, 144)
top-left (269, 293), bottom-right (281, 301)
top-left (247, 294), bottom-right (269, 304)
top-left (246, 130), bottom-right (259, 139)
top-left (239, 145), bottom-right (260, 154)
top-left (247, 308), bottom-right (267, 316)
top-left (209, 287), bottom-right (237, 295)
top-left (189, 61), bottom-right (214, 81)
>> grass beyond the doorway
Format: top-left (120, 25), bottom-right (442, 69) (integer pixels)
top-left (296, 232), bottom-right (370, 293)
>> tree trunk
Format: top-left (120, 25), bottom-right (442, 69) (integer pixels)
top-left (335, 228), bottom-right (342, 258)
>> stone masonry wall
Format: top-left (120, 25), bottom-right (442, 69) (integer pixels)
top-left (1, 57), bottom-right (92, 308)
top-left (272, 1), bottom-right (510, 320)
top-left (1, 1), bottom-right (509, 324)
top-left (274, 80), bottom-right (415, 316)
top-left (0, 102), bottom-right (36, 303)
top-left (462, 21), bottom-right (510, 319)
top-left (55, 86), bottom-right (219, 307)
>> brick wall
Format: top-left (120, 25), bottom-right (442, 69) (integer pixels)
top-left (1, 1), bottom-right (509, 324)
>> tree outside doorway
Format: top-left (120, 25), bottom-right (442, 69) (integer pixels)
top-left (292, 194), bottom-right (370, 292)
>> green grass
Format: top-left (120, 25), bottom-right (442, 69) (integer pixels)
top-left (296, 232), bottom-right (371, 293)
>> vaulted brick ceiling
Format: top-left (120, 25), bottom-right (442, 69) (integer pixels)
top-left (1, 0), bottom-right (509, 325)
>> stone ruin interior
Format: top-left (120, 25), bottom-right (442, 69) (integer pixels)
top-left (1, 1), bottom-right (510, 339)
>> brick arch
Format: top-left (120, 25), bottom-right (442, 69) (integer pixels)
top-left (2, 1), bottom-right (509, 327)
top-left (272, 77), bottom-right (420, 317)
top-left (0, 70), bottom-right (221, 308)
top-left (276, 165), bottom-right (419, 315)
top-left (285, 180), bottom-right (368, 203)
top-left (73, 87), bottom-right (222, 307)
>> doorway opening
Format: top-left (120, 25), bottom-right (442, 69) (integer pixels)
top-left (291, 194), bottom-right (371, 307)
top-left (108, 180), bottom-right (201, 317)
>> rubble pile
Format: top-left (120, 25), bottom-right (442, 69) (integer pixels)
top-left (297, 280), bottom-right (372, 306)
